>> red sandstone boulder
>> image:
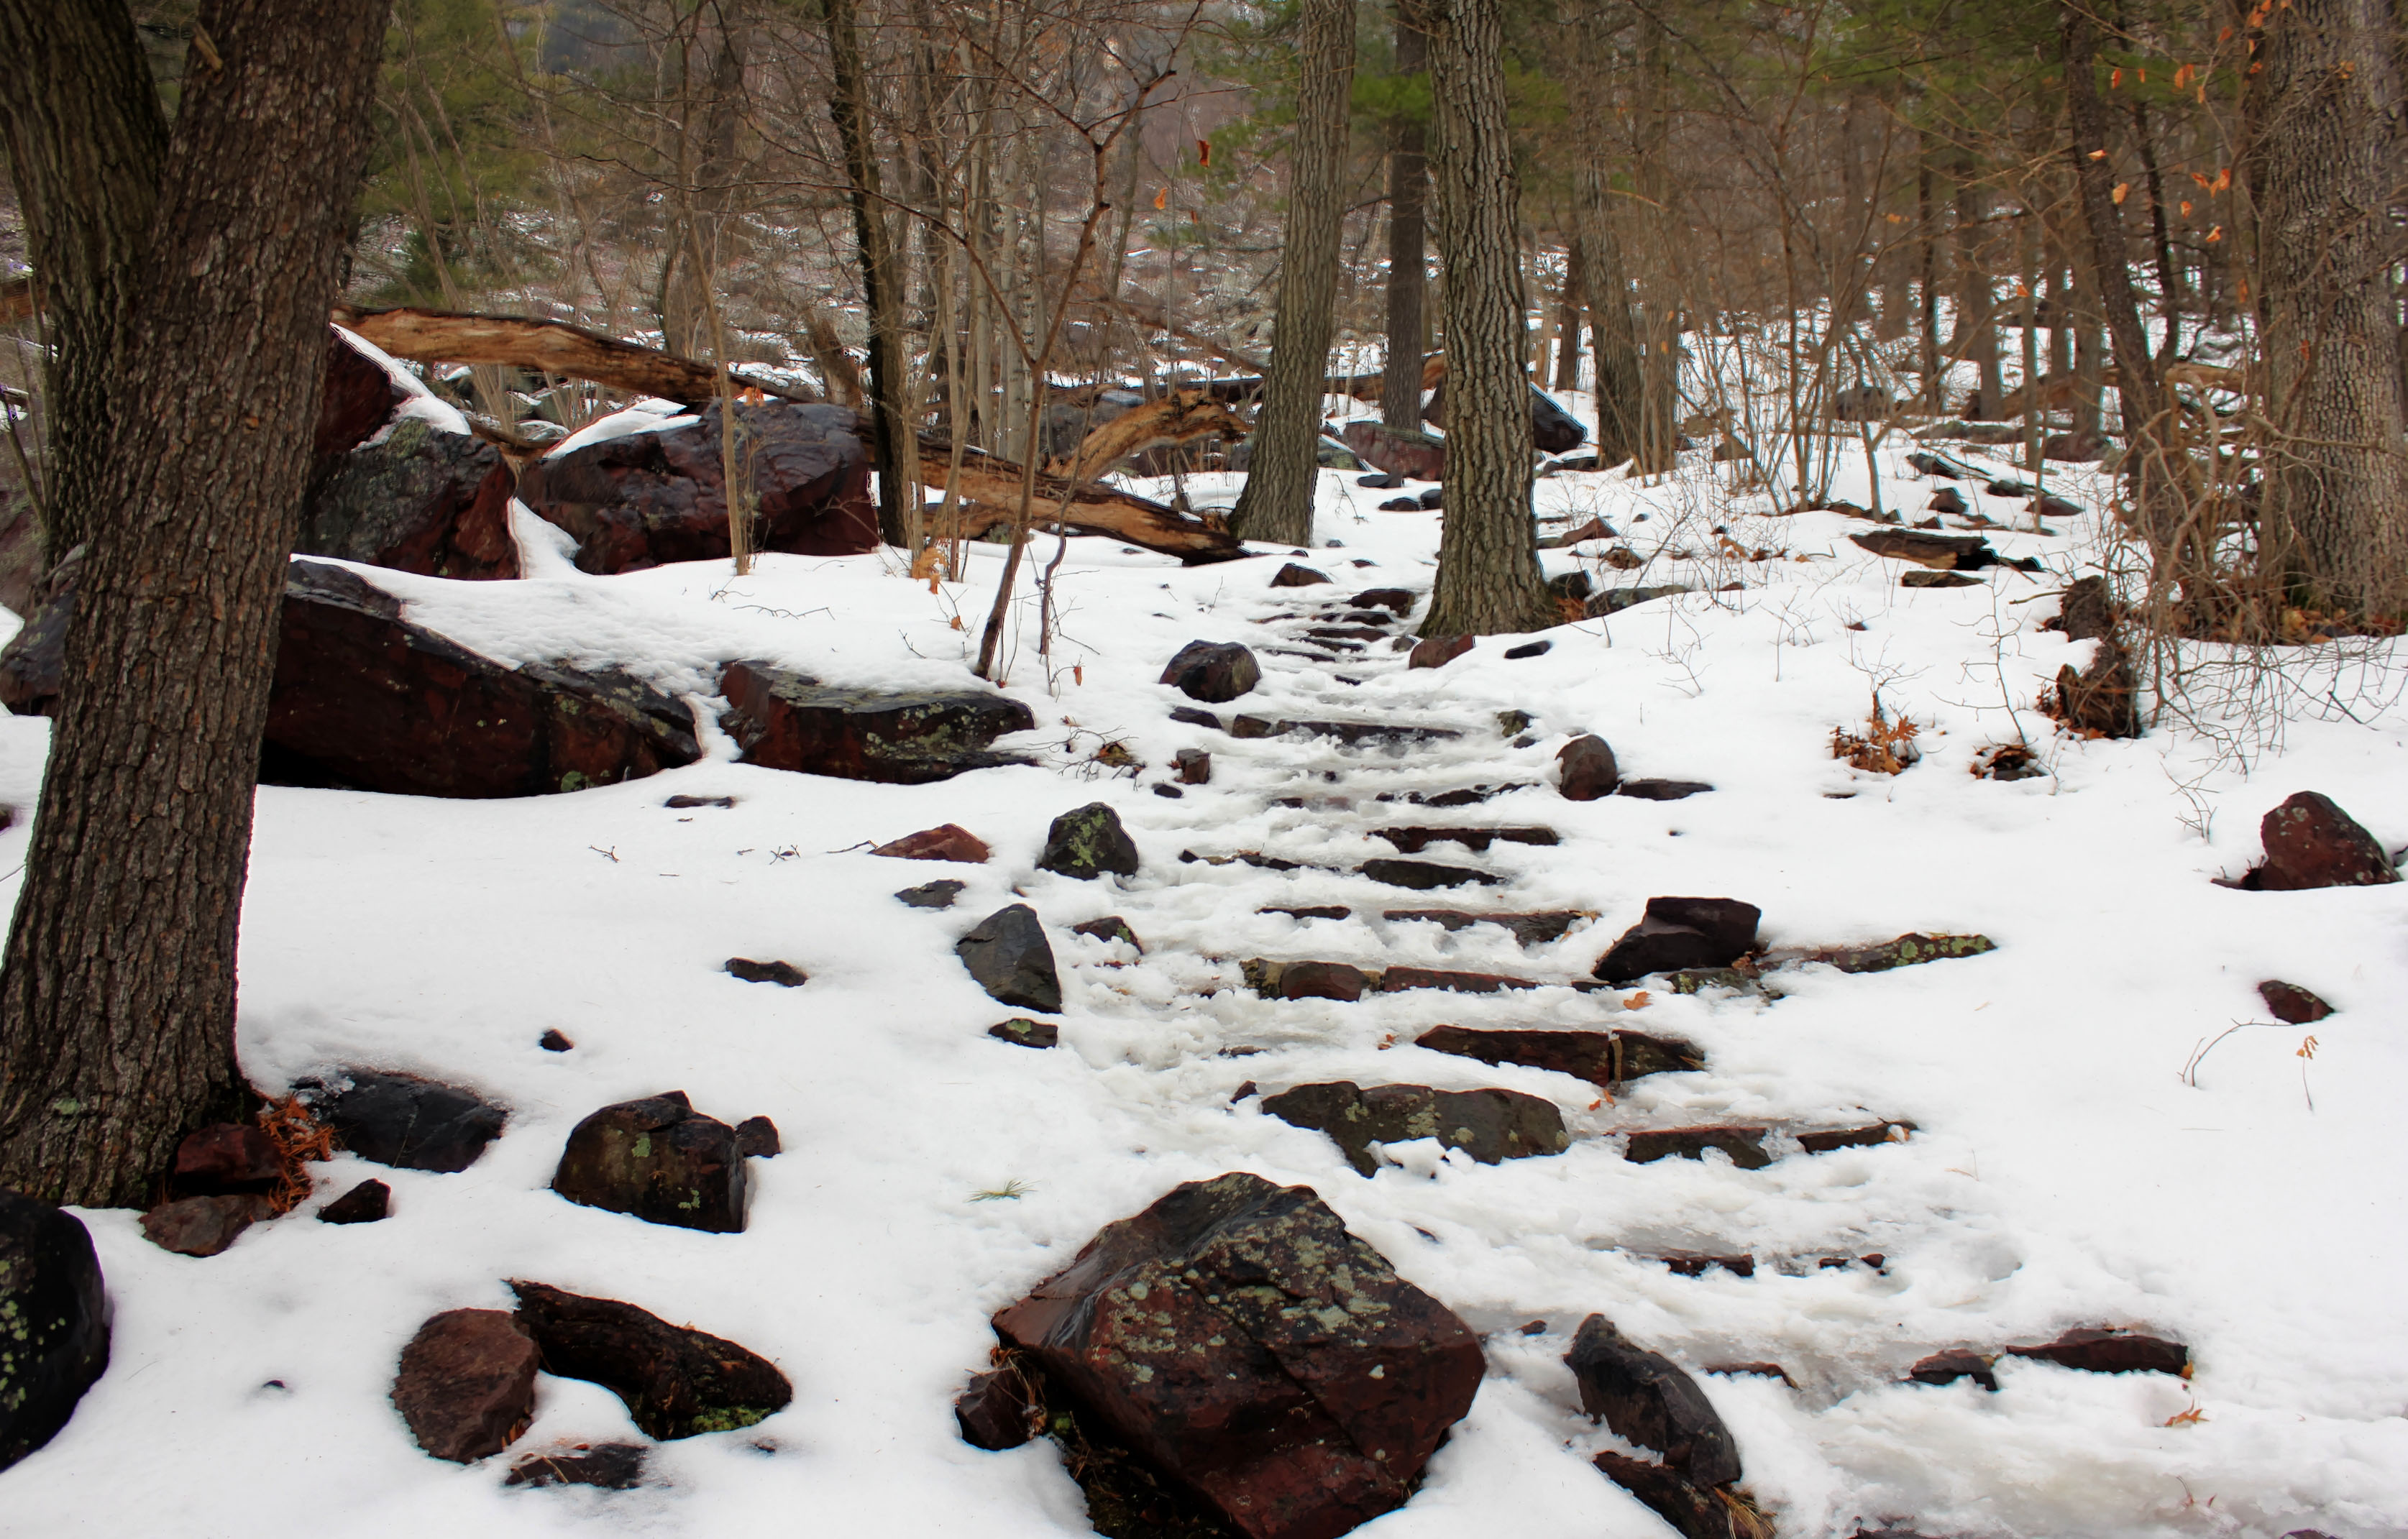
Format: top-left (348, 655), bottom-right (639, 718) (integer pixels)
top-left (1338, 421), bottom-right (1449, 482)
top-left (989, 1172), bottom-right (1484, 1539)
top-left (871, 824), bottom-right (992, 863)
top-left (390, 1308), bottom-right (540, 1463)
top-left (517, 399), bottom-right (876, 573)
top-left (2232, 791), bottom-right (2399, 891)
top-left (718, 661), bottom-right (1035, 784)
top-left (262, 561), bottom-right (700, 796)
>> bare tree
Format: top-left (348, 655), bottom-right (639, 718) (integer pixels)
top-left (1379, 10), bottom-right (1429, 431)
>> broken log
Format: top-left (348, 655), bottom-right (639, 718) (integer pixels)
top-left (916, 436), bottom-right (1242, 564)
top-left (329, 305), bottom-right (818, 409)
top-left (1042, 390), bottom-right (1250, 484)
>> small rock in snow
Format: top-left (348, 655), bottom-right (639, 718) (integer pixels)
top-left (316, 1180), bottom-right (391, 1225)
top-left (1035, 803), bottom-right (1139, 881)
top-left (726, 957), bottom-right (809, 986)
top-left (553, 1091), bottom-right (747, 1234)
top-left (955, 904), bottom-right (1063, 1014)
top-left (895, 879), bottom-right (966, 909)
top-left (390, 1308), bottom-right (540, 1463)
top-left (871, 824), bottom-right (992, 863)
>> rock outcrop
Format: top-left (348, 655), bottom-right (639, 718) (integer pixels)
top-left (718, 661), bottom-right (1035, 784)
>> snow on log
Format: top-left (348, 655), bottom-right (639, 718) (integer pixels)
top-left (917, 436), bottom-right (1242, 564)
top-left (328, 305), bottom-right (818, 408)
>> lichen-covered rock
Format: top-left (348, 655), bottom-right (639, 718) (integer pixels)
top-left (265, 561), bottom-right (700, 797)
top-left (2235, 791), bottom-right (2398, 891)
top-left (989, 1172), bottom-right (1485, 1539)
top-left (294, 1068), bottom-right (507, 1174)
top-left (0, 1189), bottom-right (110, 1474)
top-left (1414, 1025), bottom-right (1705, 1088)
top-left (1593, 897), bottom-right (1762, 984)
top-left (517, 399), bottom-right (876, 573)
top-left (392, 1309), bottom-right (539, 1463)
top-left (507, 1280), bottom-right (791, 1438)
top-left (1160, 640), bottom-right (1262, 703)
top-left (552, 1091), bottom-right (746, 1234)
top-left (1261, 1081), bottom-right (1568, 1177)
top-left (298, 416), bottom-right (518, 580)
top-left (718, 661), bottom-right (1035, 784)
top-left (1036, 802), bottom-right (1140, 880)
top-left (1798, 932), bottom-right (1995, 973)
top-left (955, 904), bottom-right (1063, 1013)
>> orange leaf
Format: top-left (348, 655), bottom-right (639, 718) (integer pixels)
top-left (2205, 224), bottom-right (2223, 242)
top-left (2112, 181), bottom-right (2130, 204)
top-left (1153, 186), bottom-right (1168, 210)
top-left (1196, 139), bottom-right (1212, 166)
top-left (2111, 66), bottom-right (2123, 87)
top-left (949, 615), bottom-right (964, 631)
top-left (2219, 25), bottom-right (2233, 40)
top-left (2088, 148), bottom-right (2109, 160)
top-left (2191, 171), bottom-right (2212, 188)
top-left (2212, 167), bottom-right (2231, 191)
top-left (1624, 991), bottom-right (1650, 1009)
top-left (2181, 199), bottom-right (2194, 216)
top-left (2164, 1403), bottom-right (2208, 1427)
top-left (1073, 663), bottom-right (1084, 686)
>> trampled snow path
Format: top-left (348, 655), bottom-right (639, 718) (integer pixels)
top-left (1, 443), bottom-right (2403, 1538)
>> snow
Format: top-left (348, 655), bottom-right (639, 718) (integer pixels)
top-left (544, 400), bottom-right (700, 459)
top-left (1, 431), bottom-right (2403, 1538)
top-left (333, 324), bottom-right (475, 439)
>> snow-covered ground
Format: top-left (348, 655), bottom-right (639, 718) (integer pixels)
top-left (1, 426), bottom-right (2402, 1538)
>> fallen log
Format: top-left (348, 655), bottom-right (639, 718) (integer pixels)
top-left (328, 304), bottom-right (818, 408)
top-left (1042, 390), bottom-right (1250, 484)
top-left (917, 435), bottom-right (1242, 564)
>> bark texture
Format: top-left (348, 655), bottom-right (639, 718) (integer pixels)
top-left (0, 0), bottom-right (388, 1206)
top-left (1380, 17), bottom-right (1429, 432)
top-left (0, 0), bottom-right (169, 564)
top-left (823, 0), bottom-right (915, 548)
top-left (1230, 0), bottom-right (1357, 547)
top-left (1416, 0), bottom-right (1555, 637)
top-left (2246, 0), bottom-right (2408, 617)
top-left (1565, 11), bottom-right (1644, 467)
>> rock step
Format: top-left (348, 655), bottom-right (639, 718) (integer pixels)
top-left (1247, 907), bottom-right (1591, 947)
top-left (1240, 959), bottom-right (1548, 1000)
top-left (1227, 715), bottom-right (1465, 745)
top-left (1260, 1082), bottom-right (1569, 1175)
top-left (1373, 824), bottom-right (1558, 853)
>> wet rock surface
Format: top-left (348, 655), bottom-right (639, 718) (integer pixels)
top-left (390, 1308), bottom-right (540, 1463)
top-left (988, 1172), bottom-right (1485, 1539)
top-left (956, 904), bottom-right (1063, 1013)
top-left (264, 563), bottom-right (701, 798)
top-left (719, 661), bottom-right (1035, 784)
top-left (508, 1280), bottom-right (792, 1438)
top-left (1261, 1081), bottom-right (1568, 1176)
top-left (552, 1091), bottom-right (747, 1233)
top-left (296, 1068), bottom-right (508, 1174)
top-left (0, 1190), bottom-right (111, 1474)
top-left (1593, 898), bottom-right (1762, 984)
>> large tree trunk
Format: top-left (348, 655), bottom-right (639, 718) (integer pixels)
top-left (1416, 0), bottom-right (1555, 637)
top-left (1632, 13), bottom-right (1680, 471)
top-left (1380, 14), bottom-right (1429, 432)
top-left (1230, 0), bottom-right (1356, 547)
top-left (2246, 0), bottom-right (2408, 619)
top-left (0, 0), bottom-right (386, 1207)
top-left (1565, 11), bottom-right (1644, 467)
top-left (823, 0), bottom-right (915, 549)
top-left (0, 0), bottom-right (168, 566)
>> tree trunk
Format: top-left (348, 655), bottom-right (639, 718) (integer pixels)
top-left (1633, 13), bottom-right (1679, 471)
top-left (2246, 0), bottom-right (2408, 617)
top-left (2129, 100), bottom-right (2182, 366)
top-left (656, 14), bottom-right (746, 361)
top-left (1381, 14), bottom-right (1429, 431)
top-left (1552, 253), bottom-right (1582, 392)
top-left (1918, 146), bottom-right (1940, 413)
top-left (823, 0), bottom-right (915, 549)
top-left (1230, 0), bottom-right (1356, 547)
top-left (0, 0), bottom-right (168, 566)
top-left (1952, 155), bottom-right (2001, 418)
top-left (0, 0), bottom-right (387, 1208)
top-left (1565, 9), bottom-right (1644, 464)
top-left (1415, 0), bottom-right (1554, 636)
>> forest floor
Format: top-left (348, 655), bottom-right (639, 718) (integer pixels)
top-left (1, 415), bottom-right (2403, 1537)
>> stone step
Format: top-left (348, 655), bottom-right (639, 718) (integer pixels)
top-left (1381, 909), bottom-right (1592, 945)
top-left (1413, 1024), bottom-right (1705, 1085)
top-left (1240, 959), bottom-right (1544, 1000)
top-left (1227, 715), bottom-right (1465, 745)
top-left (1373, 825), bottom-right (1559, 853)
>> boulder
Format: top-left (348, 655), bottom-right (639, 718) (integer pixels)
top-left (718, 661), bottom-right (1035, 784)
top-left (1269, 563), bottom-right (1332, 589)
top-left (734, 1116), bottom-right (782, 1157)
top-left (1036, 802), bottom-right (1140, 880)
top-left (138, 1193), bottom-right (275, 1257)
top-left (171, 1123), bottom-right (283, 1196)
top-left (1408, 633), bottom-right (1473, 669)
top-left (298, 417), bottom-right (518, 581)
top-left (2257, 980), bottom-right (2334, 1023)
top-left (1337, 421), bottom-right (1448, 482)
top-left (0, 546), bottom-right (80, 715)
top-left (1160, 641), bottom-right (1262, 703)
top-left (294, 1068), bottom-right (507, 1174)
top-left (955, 904), bottom-right (1063, 1013)
top-left (871, 824), bottom-right (992, 863)
top-left (507, 1280), bottom-right (792, 1438)
top-left (0, 1189), bottom-right (111, 1474)
top-left (1927, 487), bottom-right (1968, 515)
top-left (1417, 487), bottom-right (1445, 510)
top-left (264, 561), bottom-right (700, 796)
top-left (2234, 792), bottom-right (2398, 891)
top-left (1414, 1025), bottom-right (1705, 1086)
top-left (1261, 1081), bottom-right (1567, 1176)
top-left (1352, 587), bottom-right (1416, 614)
top-left (725, 957), bottom-right (808, 986)
top-left (1565, 1315), bottom-right (1740, 1485)
top-left (516, 399), bottom-right (876, 574)
top-left (895, 879), bottom-right (966, 909)
top-left (317, 1180), bottom-right (391, 1225)
top-left (1593, 898), bottom-right (1762, 984)
top-left (390, 1308), bottom-right (541, 1463)
top-left (1420, 380), bottom-right (1590, 455)
top-left (1624, 1126), bottom-right (1771, 1170)
top-left (314, 324), bottom-right (415, 457)
top-left (1378, 497), bottom-right (1422, 511)
top-left (1557, 735), bottom-right (1621, 800)
top-left (989, 1172), bottom-right (1485, 1539)
top-left (505, 1443), bottom-right (649, 1489)
top-left (1279, 960), bottom-right (1369, 1002)
top-left (552, 1091), bottom-right (747, 1234)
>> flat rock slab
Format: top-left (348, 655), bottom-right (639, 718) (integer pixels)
top-left (0, 1190), bottom-right (110, 1474)
top-left (1263, 1081), bottom-right (1569, 1176)
top-left (553, 1090), bottom-right (746, 1233)
top-left (719, 661), bottom-right (1035, 784)
top-left (1360, 858), bottom-right (1498, 891)
top-left (989, 1018), bottom-right (1061, 1049)
top-left (1592, 1451), bottom-right (1774, 1539)
top-left (508, 1280), bottom-right (792, 1438)
top-left (1373, 825), bottom-right (1558, 853)
top-left (956, 904), bottom-right (1063, 1013)
top-left (140, 1194), bottom-right (274, 1257)
top-left (1624, 1126), bottom-right (1772, 1170)
top-left (1415, 1024), bottom-right (1706, 1086)
top-left (1377, 966), bottom-right (1539, 994)
top-left (1851, 529), bottom-right (2021, 571)
top-left (895, 879), bottom-right (966, 909)
top-left (1351, 587), bottom-right (1416, 613)
top-left (265, 562), bottom-right (700, 798)
top-left (1381, 909), bottom-right (1591, 946)
top-left (1793, 1121), bottom-right (1915, 1153)
top-left (990, 1172), bottom-right (1484, 1539)
top-left (1794, 932), bottom-right (1995, 973)
top-left (1387, 783), bottom-right (1533, 807)
top-left (391, 1308), bottom-right (540, 1463)
top-left (295, 1068), bottom-right (507, 1174)
top-left (1593, 897), bottom-right (1762, 984)
top-left (726, 957), bottom-right (808, 986)
top-left (2003, 1328), bottom-right (2189, 1377)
